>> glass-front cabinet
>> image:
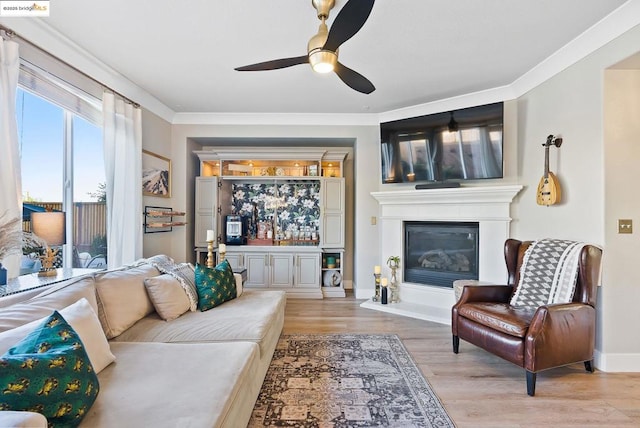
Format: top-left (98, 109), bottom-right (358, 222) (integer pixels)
top-left (196, 147), bottom-right (344, 179)
top-left (194, 147), bottom-right (347, 298)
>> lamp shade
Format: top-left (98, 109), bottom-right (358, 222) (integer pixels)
top-left (31, 212), bottom-right (66, 246)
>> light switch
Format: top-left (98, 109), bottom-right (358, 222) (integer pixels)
top-left (371, 216), bottom-right (377, 225)
top-left (618, 219), bottom-right (633, 234)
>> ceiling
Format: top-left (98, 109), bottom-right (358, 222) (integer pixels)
top-left (14, 0), bottom-right (634, 114)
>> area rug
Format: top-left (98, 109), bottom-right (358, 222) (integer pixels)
top-left (249, 334), bottom-right (454, 427)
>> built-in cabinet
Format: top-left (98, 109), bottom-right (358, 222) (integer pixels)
top-left (225, 249), bottom-right (321, 297)
top-left (193, 147), bottom-right (347, 298)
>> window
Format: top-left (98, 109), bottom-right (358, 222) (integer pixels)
top-left (17, 87), bottom-right (106, 272)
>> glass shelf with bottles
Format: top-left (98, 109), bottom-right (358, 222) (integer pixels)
top-left (249, 222), bottom-right (319, 247)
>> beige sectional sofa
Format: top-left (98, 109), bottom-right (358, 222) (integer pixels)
top-left (0, 258), bottom-right (286, 427)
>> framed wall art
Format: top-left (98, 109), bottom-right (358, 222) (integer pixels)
top-left (142, 150), bottom-right (171, 197)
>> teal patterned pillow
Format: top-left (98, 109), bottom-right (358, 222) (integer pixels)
top-left (195, 260), bottom-right (237, 311)
top-left (0, 311), bottom-right (99, 427)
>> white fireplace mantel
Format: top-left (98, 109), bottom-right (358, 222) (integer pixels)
top-left (362, 184), bottom-right (523, 325)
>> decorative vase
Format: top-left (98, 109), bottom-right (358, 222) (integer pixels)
top-left (0, 263), bottom-right (7, 286)
top-left (389, 266), bottom-right (399, 303)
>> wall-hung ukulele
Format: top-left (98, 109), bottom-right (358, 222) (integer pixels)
top-left (536, 135), bottom-right (563, 206)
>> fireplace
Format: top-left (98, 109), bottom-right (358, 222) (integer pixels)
top-left (366, 185), bottom-right (523, 325)
top-left (404, 221), bottom-right (479, 287)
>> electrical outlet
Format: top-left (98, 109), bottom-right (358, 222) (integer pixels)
top-left (618, 219), bottom-right (633, 234)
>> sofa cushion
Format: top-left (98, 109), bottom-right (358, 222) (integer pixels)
top-left (458, 302), bottom-right (537, 338)
top-left (144, 274), bottom-right (190, 321)
top-left (81, 341), bottom-right (260, 428)
top-left (0, 298), bottom-right (115, 374)
top-left (111, 290), bottom-right (286, 359)
top-left (195, 261), bottom-right (237, 311)
top-left (0, 311), bottom-right (99, 427)
top-left (0, 277), bottom-right (97, 333)
top-left (0, 411), bottom-right (47, 428)
top-left (94, 264), bottom-right (159, 339)
top-left (151, 262), bottom-right (199, 311)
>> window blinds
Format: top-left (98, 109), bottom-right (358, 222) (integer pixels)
top-left (16, 39), bottom-right (103, 126)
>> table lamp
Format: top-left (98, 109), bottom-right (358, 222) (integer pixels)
top-left (31, 211), bottom-right (65, 276)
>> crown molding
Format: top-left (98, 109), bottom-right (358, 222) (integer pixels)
top-left (377, 85), bottom-right (515, 124)
top-left (0, 18), bottom-right (175, 122)
top-left (172, 112), bottom-right (380, 126)
top-left (510, 0), bottom-right (640, 97)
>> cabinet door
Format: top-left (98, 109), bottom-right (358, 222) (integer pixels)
top-left (223, 252), bottom-right (242, 271)
top-left (295, 253), bottom-right (320, 288)
top-left (321, 178), bottom-right (345, 248)
top-left (270, 253), bottom-right (294, 288)
top-left (194, 177), bottom-right (218, 248)
top-left (245, 252), bottom-right (269, 288)
top-left (322, 178), bottom-right (344, 212)
top-left (322, 213), bottom-right (344, 248)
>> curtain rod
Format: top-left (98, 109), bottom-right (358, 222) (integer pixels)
top-left (0, 25), bottom-right (140, 108)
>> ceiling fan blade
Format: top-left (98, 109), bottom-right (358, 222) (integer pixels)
top-left (323, 0), bottom-right (375, 52)
top-left (334, 62), bottom-right (375, 94)
top-left (235, 55), bottom-right (309, 71)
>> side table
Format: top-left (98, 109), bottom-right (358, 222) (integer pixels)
top-left (0, 268), bottom-right (101, 298)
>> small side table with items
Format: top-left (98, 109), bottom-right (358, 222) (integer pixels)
top-left (0, 268), bottom-right (100, 298)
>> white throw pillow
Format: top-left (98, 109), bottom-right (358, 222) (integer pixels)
top-left (0, 298), bottom-right (116, 373)
top-left (94, 264), bottom-right (158, 338)
top-left (144, 274), bottom-right (191, 321)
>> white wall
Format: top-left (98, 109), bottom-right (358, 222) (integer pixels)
top-left (512, 25), bottom-right (640, 371)
top-left (141, 108), bottom-right (175, 259)
top-left (602, 68), bottom-right (640, 370)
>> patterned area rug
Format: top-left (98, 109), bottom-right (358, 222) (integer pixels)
top-left (249, 334), bottom-right (454, 427)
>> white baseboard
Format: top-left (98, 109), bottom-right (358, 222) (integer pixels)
top-left (594, 350), bottom-right (640, 372)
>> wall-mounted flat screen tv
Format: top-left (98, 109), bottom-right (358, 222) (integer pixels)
top-left (380, 102), bottom-right (504, 184)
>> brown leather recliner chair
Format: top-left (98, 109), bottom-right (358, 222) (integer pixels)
top-left (451, 239), bottom-right (603, 396)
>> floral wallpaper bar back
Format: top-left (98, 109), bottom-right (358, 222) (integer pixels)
top-left (231, 182), bottom-right (320, 239)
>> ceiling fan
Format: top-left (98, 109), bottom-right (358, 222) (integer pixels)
top-left (235, 0), bottom-right (376, 94)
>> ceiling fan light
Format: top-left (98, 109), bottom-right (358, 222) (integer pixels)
top-left (309, 50), bottom-right (337, 73)
top-left (313, 61), bottom-right (334, 73)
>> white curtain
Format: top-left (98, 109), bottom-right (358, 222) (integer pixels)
top-left (102, 92), bottom-right (142, 269)
top-left (0, 39), bottom-right (22, 278)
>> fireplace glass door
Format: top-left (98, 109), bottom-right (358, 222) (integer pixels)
top-left (404, 221), bottom-right (479, 287)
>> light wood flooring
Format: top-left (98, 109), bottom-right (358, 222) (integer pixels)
top-left (283, 293), bottom-right (640, 427)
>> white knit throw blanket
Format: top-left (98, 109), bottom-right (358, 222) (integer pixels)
top-left (510, 239), bottom-right (586, 309)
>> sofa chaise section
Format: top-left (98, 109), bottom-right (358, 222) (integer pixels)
top-left (82, 341), bottom-right (261, 428)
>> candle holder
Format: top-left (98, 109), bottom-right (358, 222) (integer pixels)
top-left (372, 273), bottom-right (381, 302)
top-left (387, 256), bottom-right (401, 304)
top-left (381, 277), bottom-right (388, 304)
top-left (219, 250), bottom-right (226, 262)
top-left (389, 266), bottom-right (399, 303)
top-left (206, 240), bottom-right (214, 268)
